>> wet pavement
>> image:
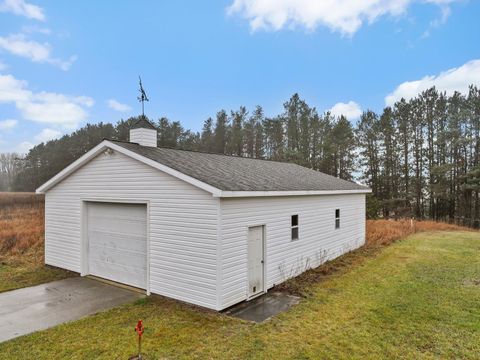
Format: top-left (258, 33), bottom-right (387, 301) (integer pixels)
top-left (225, 292), bottom-right (301, 323)
top-left (0, 277), bottom-right (144, 343)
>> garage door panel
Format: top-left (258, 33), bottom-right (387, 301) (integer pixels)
top-left (89, 245), bottom-right (147, 267)
top-left (89, 231), bottom-right (146, 253)
top-left (87, 202), bottom-right (147, 289)
top-left (89, 223), bottom-right (146, 236)
top-left (88, 217), bottom-right (146, 236)
top-left (89, 260), bottom-right (146, 289)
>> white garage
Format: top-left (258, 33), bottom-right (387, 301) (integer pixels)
top-left (86, 202), bottom-right (147, 289)
top-left (37, 117), bottom-right (370, 311)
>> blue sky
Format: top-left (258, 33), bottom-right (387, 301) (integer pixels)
top-left (0, 0), bottom-right (479, 153)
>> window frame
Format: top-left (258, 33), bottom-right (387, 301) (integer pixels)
top-left (335, 209), bottom-right (340, 229)
top-left (291, 214), bottom-right (299, 241)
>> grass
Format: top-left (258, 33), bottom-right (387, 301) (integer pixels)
top-left (0, 193), bottom-right (74, 293)
top-left (0, 230), bottom-right (479, 359)
top-left (276, 219), bottom-right (470, 296)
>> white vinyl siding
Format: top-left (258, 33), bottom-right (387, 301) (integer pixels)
top-left (219, 194), bottom-right (366, 309)
top-left (45, 150), bottom-right (219, 309)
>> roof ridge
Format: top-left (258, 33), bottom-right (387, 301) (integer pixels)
top-left (106, 139), bottom-right (300, 165)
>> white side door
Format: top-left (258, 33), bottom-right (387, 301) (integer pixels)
top-left (87, 202), bottom-right (147, 289)
top-left (248, 225), bottom-right (264, 298)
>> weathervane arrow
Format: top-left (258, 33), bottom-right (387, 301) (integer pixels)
top-left (138, 76), bottom-right (149, 117)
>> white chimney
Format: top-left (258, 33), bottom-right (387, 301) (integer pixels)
top-left (129, 117), bottom-right (157, 147)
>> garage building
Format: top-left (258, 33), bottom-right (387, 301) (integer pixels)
top-left (37, 118), bottom-right (370, 311)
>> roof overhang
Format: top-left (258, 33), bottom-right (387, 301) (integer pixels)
top-left (36, 140), bottom-right (372, 198)
top-left (217, 189), bottom-right (372, 198)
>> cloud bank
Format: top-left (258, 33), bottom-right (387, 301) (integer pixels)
top-left (0, 73), bottom-right (94, 129)
top-left (385, 59), bottom-right (480, 106)
top-left (227, 0), bottom-right (458, 36)
top-left (0, 34), bottom-right (76, 71)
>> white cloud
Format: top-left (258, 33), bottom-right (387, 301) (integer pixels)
top-left (329, 101), bottom-right (362, 119)
top-left (0, 34), bottom-right (77, 71)
top-left (15, 140), bottom-right (33, 154)
top-left (34, 128), bottom-right (61, 142)
top-left (227, 0), bottom-right (458, 36)
top-left (385, 59), bottom-right (480, 106)
top-left (0, 73), bottom-right (94, 129)
top-left (0, 118), bottom-right (17, 130)
top-left (107, 99), bottom-right (132, 112)
top-left (0, 0), bottom-right (45, 21)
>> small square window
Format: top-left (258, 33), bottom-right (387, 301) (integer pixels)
top-left (291, 215), bottom-right (299, 240)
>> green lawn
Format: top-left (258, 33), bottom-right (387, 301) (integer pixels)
top-left (1, 231), bottom-right (479, 359)
top-left (0, 254), bottom-right (75, 293)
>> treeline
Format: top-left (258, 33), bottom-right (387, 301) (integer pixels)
top-left (358, 86), bottom-right (480, 225)
top-left (3, 87), bottom-right (480, 223)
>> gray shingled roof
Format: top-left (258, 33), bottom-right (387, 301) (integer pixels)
top-left (110, 140), bottom-right (368, 192)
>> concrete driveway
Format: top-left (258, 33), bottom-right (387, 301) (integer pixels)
top-left (0, 277), bottom-right (144, 343)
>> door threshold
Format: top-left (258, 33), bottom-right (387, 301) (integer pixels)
top-left (85, 275), bottom-right (147, 295)
top-left (247, 291), bottom-right (266, 301)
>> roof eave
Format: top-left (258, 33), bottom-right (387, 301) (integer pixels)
top-left (216, 189), bottom-right (372, 198)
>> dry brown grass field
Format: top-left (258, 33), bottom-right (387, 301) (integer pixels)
top-left (365, 218), bottom-right (468, 246)
top-left (0, 193), bottom-right (45, 255)
top-left (0, 192), bottom-right (74, 292)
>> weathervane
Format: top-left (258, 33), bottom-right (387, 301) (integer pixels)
top-left (137, 76), bottom-right (149, 117)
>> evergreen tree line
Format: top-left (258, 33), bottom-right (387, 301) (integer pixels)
top-left (4, 87), bottom-right (480, 224)
top-left (358, 85), bottom-right (480, 225)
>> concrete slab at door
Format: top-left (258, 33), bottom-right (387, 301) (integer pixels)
top-left (0, 277), bottom-right (143, 343)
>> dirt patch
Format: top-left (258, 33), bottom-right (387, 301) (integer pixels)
top-left (463, 279), bottom-right (480, 287)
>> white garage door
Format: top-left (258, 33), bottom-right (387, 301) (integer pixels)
top-left (87, 202), bottom-right (147, 289)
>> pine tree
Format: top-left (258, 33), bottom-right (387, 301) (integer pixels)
top-left (331, 115), bottom-right (356, 180)
top-left (201, 117), bottom-right (214, 152)
top-left (214, 110), bottom-right (228, 154)
top-left (228, 106), bottom-right (247, 156)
